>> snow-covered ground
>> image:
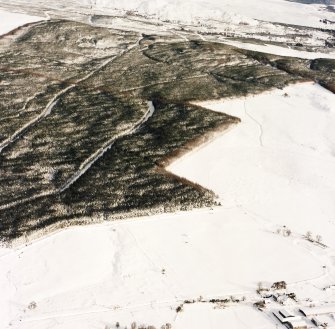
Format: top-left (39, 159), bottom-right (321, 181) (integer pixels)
top-left (0, 9), bottom-right (44, 36)
top-left (2, 0), bottom-right (335, 62)
top-left (1, 0), bottom-right (334, 28)
top-left (171, 82), bottom-right (335, 249)
top-left (1, 82), bottom-right (335, 329)
top-left (88, 0), bottom-right (335, 28)
top-left (220, 39), bottom-right (335, 60)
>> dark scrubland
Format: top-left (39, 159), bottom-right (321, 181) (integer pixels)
top-left (0, 19), bottom-right (333, 241)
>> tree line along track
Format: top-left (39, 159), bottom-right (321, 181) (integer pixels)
top-left (0, 100), bottom-right (155, 210)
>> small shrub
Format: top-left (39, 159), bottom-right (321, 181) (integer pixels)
top-left (256, 281), bottom-right (268, 293)
top-left (287, 292), bottom-right (297, 301)
top-left (254, 300), bottom-right (266, 310)
top-left (316, 235), bottom-right (322, 243)
top-left (305, 231), bottom-right (313, 241)
top-left (176, 305), bottom-right (183, 313)
top-left (272, 281), bottom-right (287, 290)
top-left (283, 229), bottom-right (292, 237)
top-left (184, 299), bottom-right (195, 304)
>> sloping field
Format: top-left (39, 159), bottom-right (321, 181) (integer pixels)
top-left (1, 0), bottom-right (334, 27)
top-left (1, 82), bottom-right (334, 329)
top-left (169, 82), bottom-right (335, 248)
top-left (0, 9), bottom-right (45, 36)
top-left (2, 19), bottom-right (319, 241)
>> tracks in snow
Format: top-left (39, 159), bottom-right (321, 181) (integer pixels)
top-left (243, 99), bottom-right (264, 147)
top-left (59, 101), bottom-right (155, 192)
top-left (0, 36), bottom-right (143, 155)
top-left (0, 101), bottom-right (155, 210)
top-left (0, 36), bottom-right (154, 210)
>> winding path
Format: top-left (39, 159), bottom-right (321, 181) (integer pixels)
top-left (0, 100), bottom-right (155, 210)
top-left (59, 101), bottom-right (155, 192)
top-left (0, 36), bottom-right (143, 154)
top-left (0, 35), bottom-right (149, 210)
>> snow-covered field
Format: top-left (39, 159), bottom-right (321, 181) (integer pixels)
top-left (2, 0), bottom-right (335, 62)
top-left (220, 39), bottom-right (335, 60)
top-left (171, 82), bottom-right (335, 248)
top-left (88, 0), bottom-right (335, 28)
top-left (1, 0), bottom-right (335, 28)
top-left (1, 82), bottom-right (335, 329)
top-left (0, 9), bottom-right (44, 36)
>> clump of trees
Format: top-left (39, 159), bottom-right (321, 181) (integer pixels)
top-left (276, 226), bottom-right (292, 237)
top-left (272, 281), bottom-right (287, 290)
top-left (107, 322), bottom-right (172, 329)
top-left (28, 301), bottom-right (37, 310)
top-left (305, 231), bottom-right (323, 244)
top-left (256, 281), bottom-right (270, 294)
top-left (254, 300), bottom-right (266, 310)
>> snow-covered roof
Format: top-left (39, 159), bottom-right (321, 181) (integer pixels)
top-left (286, 320), bottom-right (308, 329)
top-left (279, 309), bottom-right (295, 318)
top-left (273, 311), bottom-right (302, 324)
top-left (283, 317), bottom-right (304, 323)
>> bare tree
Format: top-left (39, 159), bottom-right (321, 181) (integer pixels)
top-left (316, 235), bottom-right (322, 243)
top-left (28, 301), bottom-right (37, 310)
top-left (305, 231), bottom-right (313, 241)
top-left (161, 324), bottom-right (172, 329)
top-left (257, 281), bottom-right (264, 293)
top-left (285, 229), bottom-right (292, 237)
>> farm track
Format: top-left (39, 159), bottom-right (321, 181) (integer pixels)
top-left (0, 36), bottom-right (143, 155)
top-left (0, 100), bottom-right (155, 210)
top-left (59, 101), bottom-right (155, 192)
top-left (1, 16), bottom-right (334, 240)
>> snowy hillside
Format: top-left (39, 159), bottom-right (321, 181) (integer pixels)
top-left (0, 9), bottom-right (44, 35)
top-left (88, 0), bottom-right (335, 27)
top-left (0, 0), bottom-right (334, 27)
top-left (0, 1), bottom-right (335, 329)
top-left (1, 82), bottom-right (335, 329)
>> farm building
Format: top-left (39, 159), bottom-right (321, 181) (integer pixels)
top-left (279, 309), bottom-right (295, 318)
top-left (273, 310), bottom-right (308, 329)
top-left (273, 311), bottom-right (301, 323)
top-left (285, 320), bottom-right (308, 329)
top-left (273, 293), bottom-right (288, 304)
